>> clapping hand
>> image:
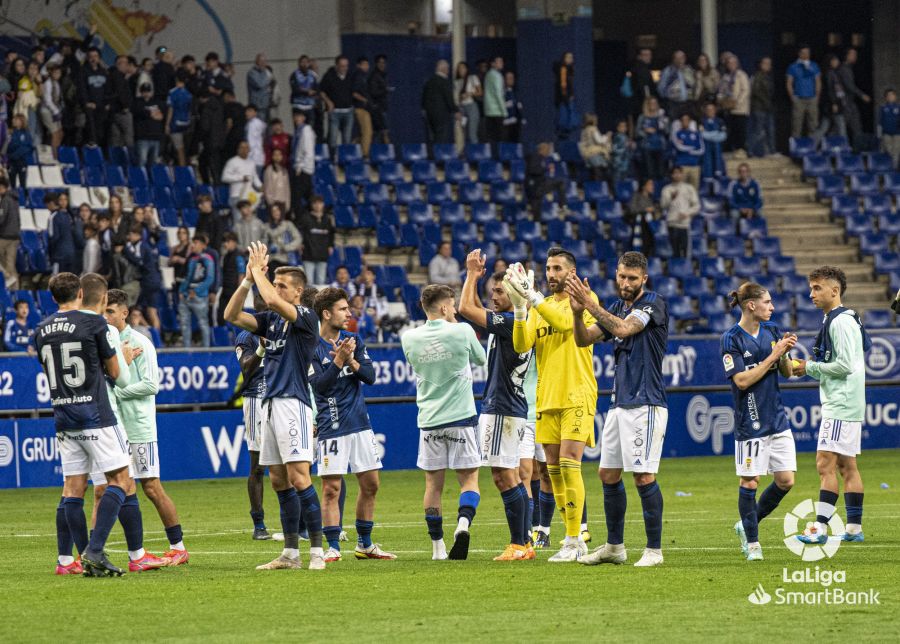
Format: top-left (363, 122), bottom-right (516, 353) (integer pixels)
top-left (330, 337), bottom-right (356, 367)
top-left (466, 249), bottom-right (486, 276)
top-left (564, 275), bottom-right (595, 315)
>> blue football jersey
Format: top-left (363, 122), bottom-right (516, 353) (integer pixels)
top-left (4, 319), bottom-right (34, 352)
top-left (34, 310), bottom-right (118, 432)
top-left (721, 322), bottom-right (789, 441)
top-left (235, 330), bottom-right (266, 398)
top-left (253, 306), bottom-right (319, 405)
top-left (309, 331), bottom-right (375, 439)
top-left (479, 310), bottom-right (530, 418)
top-left (600, 291), bottom-right (668, 408)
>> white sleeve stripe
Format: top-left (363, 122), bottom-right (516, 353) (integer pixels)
top-left (627, 309), bottom-right (650, 327)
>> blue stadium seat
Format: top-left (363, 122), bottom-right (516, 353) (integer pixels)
top-left (860, 232), bottom-right (889, 254)
top-left (565, 200), bottom-right (590, 222)
top-left (546, 219), bottom-right (572, 242)
top-left (37, 290), bottom-right (57, 315)
top-left (831, 194), bottom-right (859, 218)
top-left (577, 219), bottom-right (602, 242)
top-left (432, 143), bottom-right (457, 164)
top-left (767, 255), bottom-right (796, 276)
top-left (596, 198), bottom-right (623, 221)
top-left (151, 164), bottom-right (173, 188)
top-left (769, 292), bottom-right (792, 312)
top-left (751, 236), bottom-right (781, 257)
top-left (615, 179), bottom-right (638, 203)
top-left (667, 257), bottom-right (694, 280)
top-left (866, 152), bottom-right (893, 173)
top-left (153, 186), bottom-right (174, 209)
top-left (816, 175), bottom-right (844, 199)
top-left (337, 184), bottom-right (358, 205)
top-left (471, 201), bottom-right (496, 224)
top-left (864, 194), bottom-right (893, 217)
top-left (653, 276), bottom-right (679, 299)
top-left (337, 144), bottom-right (362, 166)
top-left (58, 146), bottom-right (80, 167)
top-left (128, 165), bottom-right (150, 189)
top-left (561, 239), bottom-right (587, 257)
top-left (503, 203), bottom-right (529, 223)
top-left (212, 326), bottom-right (234, 347)
top-left (370, 144), bottom-right (395, 165)
top-left (401, 143), bottom-right (428, 164)
top-left (739, 216), bottom-right (767, 239)
top-left (458, 180), bottom-right (483, 204)
top-left (444, 159), bottom-right (469, 184)
top-left (452, 221), bottom-right (478, 245)
top-left (408, 202), bottom-right (433, 225)
top-left (731, 256), bottom-right (761, 277)
top-left (499, 143), bottom-right (523, 162)
top-left (363, 183), bottom-right (390, 205)
top-left (83, 145), bottom-right (104, 167)
top-left (413, 160), bottom-right (438, 184)
top-left (440, 203), bottom-right (466, 225)
top-left (180, 208), bottom-right (198, 227)
top-left (878, 214), bottom-right (900, 236)
top-left (803, 154), bottom-right (832, 177)
top-left (158, 208), bottom-right (179, 227)
top-left (105, 164), bottom-right (126, 187)
top-left (427, 182), bottom-right (453, 205)
top-left (700, 296), bottom-right (726, 318)
top-left (174, 185), bottom-right (195, 209)
top-left (700, 196), bottom-right (725, 217)
top-left (844, 213), bottom-right (869, 236)
top-left (609, 220), bottom-right (632, 244)
top-left (315, 161), bottom-right (338, 186)
top-left (789, 136), bottom-right (816, 158)
top-left (509, 159), bottom-right (525, 183)
top-left (490, 181), bottom-right (517, 205)
top-left (395, 182), bottom-right (421, 205)
top-left (795, 292), bottom-right (818, 312)
top-left (682, 275), bottom-right (707, 296)
top-left (864, 309), bottom-right (892, 329)
top-left (377, 224), bottom-right (401, 248)
top-left (712, 275), bottom-right (741, 297)
top-left (422, 222), bottom-right (442, 245)
top-left (345, 162), bottom-right (371, 185)
top-left (478, 160), bottom-right (503, 183)
top-left (709, 313), bottom-right (738, 334)
top-left (400, 222), bottom-right (421, 247)
top-left (822, 135), bottom-right (851, 154)
top-left (131, 186), bottom-right (152, 206)
top-left (334, 205), bottom-right (356, 229)
top-left (484, 221), bottom-right (510, 245)
top-left (465, 143), bottom-right (491, 163)
top-left (796, 310), bottom-right (823, 331)
top-left (836, 153), bottom-right (865, 175)
top-left (593, 239), bottom-right (618, 262)
top-left (883, 172), bottom-right (900, 197)
top-left (357, 205), bottom-right (378, 228)
top-left (379, 204), bottom-right (400, 227)
top-left (62, 166), bottom-right (82, 185)
top-left (377, 160), bottom-right (403, 184)
top-left (501, 240), bottom-right (528, 263)
top-left (583, 181), bottom-right (609, 201)
top-left (314, 144), bottom-right (330, 162)
top-left (707, 216), bottom-right (735, 238)
top-left (84, 165), bottom-right (105, 187)
top-left (385, 266), bottom-right (408, 290)
top-left (850, 173), bottom-right (878, 196)
top-left (700, 256), bottom-right (726, 278)
top-left (668, 296), bottom-right (697, 320)
top-left (781, 273), bottom-right (808, 293)
top-left (874, 251), bottom-right (900, 274)
top-left (344, 247), bottom-right (364, 274)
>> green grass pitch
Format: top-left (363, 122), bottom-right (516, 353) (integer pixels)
top-left (2, 450), bottom-right (897, 642)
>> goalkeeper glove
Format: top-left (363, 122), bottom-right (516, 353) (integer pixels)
top-left (505, 263), bottom-right (543, 307)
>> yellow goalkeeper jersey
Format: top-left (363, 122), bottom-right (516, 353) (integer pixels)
top-left (512, 293), bottom-right (598, 412)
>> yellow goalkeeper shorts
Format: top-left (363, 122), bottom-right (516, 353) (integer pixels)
top-left (535, 396), bottom-right (597, 447)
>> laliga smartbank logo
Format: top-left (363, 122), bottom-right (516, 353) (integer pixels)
top-left (746, 499), bottom-right (880, 606)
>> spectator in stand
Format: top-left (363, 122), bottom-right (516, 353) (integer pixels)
top-left (349, 294), bottom-right (377, 342)
top-left (635, 96), bottom-right (668, 181)
top-left (166, 70), bottom-right (193, 167)
top-left (16, 60), bottom-right (42, 144)
top-left (107, 55), bottom-right (134, 151)
top-left (111, 241), bottom-right (141, 302)
top-left (503, 71), bottom-right (524, 143)
top-left (152, 46), bottom-right (176, 101)
top-left (4, 299), bottom-right (34, 353)
top-left (625, 48), bottom-right (657, 129)
top-left (204, 51), bottom-right (234, 96)
top-left (222, 140), bottom-right (262, 220)
top-left (455, 61), bottom-right (482, 145)
top-left (820, 54), bottom-right (847, 141)
top-left (357, 265), bottom-right (389, 324)
top-left (124, 223), bottom-right (162, 331)
top-left (660, 166), bottom-right (699, 259)
top-left (79, 47), bottom-right (108, 146)
top-left (263, 148), bottom-right (291, 212)
top-left (421, 59), bottom-right (457, 146)
top-left (330, 265), bottom-right (359, 297)
top-left (97, 214), bottom-right (114, 277)
top-left (222, 90), bottom-right (246, 159)
top-left (484, 56), bottom-right (507, 146)
top-left (168, 225), bottom-right (191, 303)
top-left (578, 112), bottom-right (611, 181)
top-left (82, 222), bottom-right (101, 274)
top-left (351, 57), bottom-right (373, 158)
top-left (0, 177), bottom-right (20, 289)
top-left (197, 86), bottom-right (226, 184)
top-left (657, 50), bottom-right (695, 119)
top-left (694, 53), bottom-right (720, 108)
top-left (837, 48), bottom-right (871, 150)
top-left (136, 57), bottom-right (154, 96)
top-left (610, 119), bottom-right (634, 185)
top-left (717, 54), bottom-right (750, 154)
top-left (127, 308), bottom-right (154, 342)
top-left (727, 163), bottom-right (764, 223)
top-left (179, 233), bottom-right (215, 347)
top-left (428, 241), bottom-right (461, 287)
top-left (525, 142), bottom-right (568, 219)
top-left (626, 178), bottom-right (658, 257)
top-left (132, 82), bottom-right (166, 168)
top-left (749, 57), bottom-right (776, 157)
top-left (289, 55), bottom-right (318, 132)
top-left (700, 102), bottom-right (727, 178)
top-left (368, 54), bottom-right (390, 144)
top-left (553, 52), bottom-right (577, 140)
top-left (7, 113), bottom-right (33, 189)
top-left (671, 112), bottom-right (704, 189)
top-left (247, 52), bottom-right (275, 123)
top-left (47, 193), bottom-right (76, 274)
top-left (878, 89), bottom-right (900, 168)
top-left (59, 194), bottom-right (85, 274)
top-left (290, 109), bottom-right (315, 216)
top-left (265, 118), bottom-right (290, 167)
top-left (299, 194), bottom-right (334, 285)
top-left (264, 202), bottom-right (302, 273)
top-left (319, 55), bottom-right (355, 148)
top-left (217, 231), bottom-right (246, 325)
top-left (244, 104), bottom-right (266, 173)
top-left (233, 199), bottom-right (265, 251)
top-left (192, 195), bottom-right (222, 253)
top-left (40, 63), bottom-right (63, 158)
top-left (786, 44), bottom-right (821, 138)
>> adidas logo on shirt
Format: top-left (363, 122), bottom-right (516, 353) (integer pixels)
top-left (419, 339), bottom-right (452, 363)
top-left (743, 351), bottom-right (753, 358)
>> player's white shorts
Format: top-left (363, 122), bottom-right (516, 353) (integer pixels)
top-left (735, 429), bottom-right (797, 477)
top-left (260, 397), bottom-right (315, 466)
top-left (243, 396), bottom-right (264, 452)
top-left (480, 414), bottom-right (524, 469)
top-left (600, 405), bottom-right (668, 474)
top-left (518, 421), bottom-right (546, 462)
top-left (417, 424), bottom-right (481, 471)
top-left (129, 441), bottom-right (160, 480)
top-left (57, 425), bottom-right (130, 477)
top-left (317, 429), bottom-right (383, 475)
top-left (816, 417), bottom-right (862, 458)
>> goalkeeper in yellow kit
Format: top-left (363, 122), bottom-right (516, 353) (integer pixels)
top-left (504, 248), bottom-right (598, 562)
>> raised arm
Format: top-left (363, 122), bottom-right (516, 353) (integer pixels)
top-left (458, 249), bottom-right (487, 327)
top-left (224, 250), bottom-right (260, 332)
top-left (248, 241), bottom-right (298, 322)
top-left (566, 275), bottom-right (643, 340)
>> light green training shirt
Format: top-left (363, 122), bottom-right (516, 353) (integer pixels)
top-left (525, 358), bottom-right (537, 423)
top-left (401, 319), bottom-right (486, 429)
top-left (483, 68), bottom-right (508, 118)
top-left (115, 325), bottom-right (159, 443)
top-left (78, 310), bottom-right (130, 421)
top-left (805, 311), bottom-right (866, 422)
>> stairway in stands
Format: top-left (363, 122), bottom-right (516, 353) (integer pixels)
top-left (727, 155), bottom-right (889, 315)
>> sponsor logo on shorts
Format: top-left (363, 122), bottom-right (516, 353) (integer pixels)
top-left (423, 432), bottom-right (467, 445)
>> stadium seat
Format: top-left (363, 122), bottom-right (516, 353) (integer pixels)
top-left (82, 145), bottom-right (104, 167)
top-left (407, 202), bottom-right (433, 225)
top-left (769, 292), bottom-right (792, 312)
top-left (668, 296), bottom-right (697, 320)
top-left (105, 164), bottom-right (127, 187)
top-left (471, 201), bottom-right (496, 224)
top-left (874, 251), bottom-right (900, 274)
top-left (615, 179), bottom-right (638, 203)
top-left (345, 162), bottom-right (372, 185)
top-left (132, 186), bottom-right (152, 206)
top-left (363, 183), bottom-right (390, 205)
top-left (767, 255), bottom-right (796, 276)
top-left (427, 182), bottom-right (453, 205)
top-left (452, 222), bottom-right (478, 245)
top-left (716, 235), bottom-right (745, 258)
top-left (708, 312), bottom-right (737, 334)
top-left (802, 153), bottom-right (832, 178)
top-left (700, 256), bottom-right (726, 279)
top-left (439, 203), bottom-right (466, 225)
top-left (334, 205), bottom-right (356, 229)
top-left (315, 144), bottom-right (330, 162)
top-left (413, 160), bottom-right (438, 184)
top-left (315, 162), bottom-right (338, 186)
top-left (796, 310), bottom-right (823, 330)
top-left (836, 153), bottom-right (865, 175)
top-left (422, 222), bottom-right (442, 245)
top-left (666, 258), bottom-right (693, 280)
top-left (58, 146), bottom-right (80, 167)
top-left (866, 152), bottom-right (893, 173)
top-left (514, 220), bottom-right (539, 242)
top-left (337, 184), bottom-right (358, 205)
top-left (378, 161), bottom-right (403, 184)
top-left (343, 247), bottom-right (364, 274)
top-left (732, 256), bottom-right (762, 277)
top-left (864, 309), bottom-right (892, 329)
top-left (128, 165), bottom-right (150, 189)
top-left (106, 146), bottom-right (127, 168)
top-left (883, 172), bottom-right (900, 197)
top-left (376, 224), bottom-right (401, 248)
top-left (781, 273), bottom-right (808, 294)
top-left (400, 222), bottom-right (421, 247)
top-left (357, 204), bottom-right (378, 228)
top-left (150, 186), bottom-right (172, 209)
top-left (509, 159), bottom-right (525, 183)
top-left (465, 143), bottom-right (491, 163)
top-left (490, 181), bottom-right (517, 205)
top-left (596, 198), bottom-right (623, 221)
top-left (751, 236), bottom-right (781, 257)
top-left (151, 164), bottom-right (173, 188)
top-left (370, 143), bottom-right (395, 165)
top-left (458, 180), bottom-right (483, 204)
top-left (158, 208), bottom-right (180, 227)
top-left (583, 180), bottom-right (609, 202)
top-left (174, 185), bottom-right (195, 209)
top-left (850, 173), bottom-right (879, 196)
top-left (593, 239), bottom-right (618, 262)
top-left (379, 204), bottom-right (400, 227)
top-left (878, 214), bottom-right (900, 236)
top-left (707, 216), bottom-right (735, 238)
top-left (653, 276), bottom-right (679, 299)
top-left (431, 143), bottom-right (457, 164)
top-left (478, 160), bottom-right (503, 183)
top-left (444, 159), bottom-right (469, 184)
top-left (845, 213), bottom-right (870, 236)
top-left (821, 135), bottom-right (851, 154)
top-left (62, 166), bottom-right (82, 185)
top-left (84, 165), bottom-right (105, 187)
top-left (712, 275), bottom-right (741, 297)
top-left (700, 296), bottom-right (726, 318)
top-left (501, 240), bottom-right (528, 263)
top-left (394, 182), bottom-right (421, 205)
top-left (860, 232), bottom-right (889, 254)
top-left (401, 143), bottom-right (428, 164)
top-left (864, 194), bottom-right (893, 217)
top-left (384, 265), bottom-right (408, 290)
top-left (816, 175), bottom-right (845, 199)
top-left (546, 219), bottom-right (573, 242)
top-left (484, 220), bottom-right (510, 245)
top-left (337, 144), bottom-right (362, 166)
top-left (789, 136), bottom-right (816, 158)
top-left (831, 194), bottom-right (859, 218)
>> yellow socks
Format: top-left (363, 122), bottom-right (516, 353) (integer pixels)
top-left (546, 464), bottom-right (567, 527)
top-left (559, 458), bottom-right (585, 538)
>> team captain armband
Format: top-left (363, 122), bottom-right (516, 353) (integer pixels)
top-left (626, 308), bottom-right (651, 328)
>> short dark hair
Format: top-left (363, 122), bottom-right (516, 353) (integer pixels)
top-left (13, 298), bottom-right (28, 309)
top-left (885, 88), bottom-right (896, 97)
top-left (618, 251), bottom-right (648, 273)
top-left (223, 231), bottom-right (238, 243)
top-left (357, 56), bottom-right (369, 64)
top-left (491, 271), bottom-right (506, 284)
top-left (547, 247), bottom-right (576, 267)
top-left (798, 43), bottom-right (810, 52)
top-left (420, 284), bottom-right (455, 312)
top-left (809, 265), bottom-right (847, 295)
top-left (129, 224), bottom-right (143, 235)
top-left (375, 54), bottom-right (387, 63)
top-left (106, 289), bottom-right (129, 308)
top-left (275, 265), bottom-right (307, 288)
top-left (192, 233), bottom-right (209, 245)
top-left (729, 282), bottom-right (768, 309)
top-left (205, 51), bottom-right (219, 62)
top-left (311, 194), bottom-right (324, 204)
top-left (335, 55), bottom-right (349, 64)
top-left (196, 194), bottom-right (213, 205)
top-left (236, 199), bottom-right (251, 210)
top-left (80, 273), bottom-right (109, 308)
top-left (671, 165), bottom-right (684, 175)
top-left (0, 177), bottom-right (8, 189)
top-left (314, 287), bottom-right (349, 319)
top-left (49, 273), bottom-right (82, 305)
top-left (300, 286), bottom-right (318, 309)
top-left (43, 193), bottom-right (59, 207)
top-left (335, 264), bottom-right (349, 273)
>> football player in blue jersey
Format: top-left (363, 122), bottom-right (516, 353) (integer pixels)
top-left (225, 241), bottom-right (325, 570)
top-left (567, 251), bottom-right (669, 567)
top-left (310, 287), bottom-right (396, 562)
top-left (721, 282), bottom-right (797, 561)
top-left (459, 250), bottom-right (534, 561)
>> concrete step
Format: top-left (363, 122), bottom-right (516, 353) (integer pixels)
top-left (789, 246), bottom-right (859, 264)
top-left (775, 230), bottom-right (845, 249)
top-left (763, 212), bottom-right (831, 225)
top-left (762, 188), bottom-right (817, 205)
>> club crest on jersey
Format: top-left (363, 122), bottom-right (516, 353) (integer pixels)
top-left (723, 354), bottom-right (735, 370)
top-left (491, 313), bottom-right (505, 326)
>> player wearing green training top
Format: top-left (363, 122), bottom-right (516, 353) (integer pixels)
top-left (794, 266), bottom-right (870, 544)
top-left (401, 284), bottom-right (486, 561)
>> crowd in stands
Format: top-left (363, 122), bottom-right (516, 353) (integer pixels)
top-left (0, 33), bottom-right (898, 351)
